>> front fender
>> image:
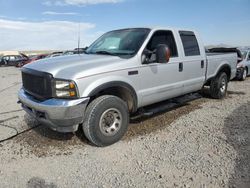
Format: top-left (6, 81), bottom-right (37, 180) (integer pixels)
top-left (79, 75), bottom-right (136, 97)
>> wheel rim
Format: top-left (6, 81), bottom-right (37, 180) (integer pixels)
top-left (220, 78), bottom-right (227, 93)
top-left (243, 69), bottom-right (247, 79)
top-left (99, 108), bottom-right (122, 136)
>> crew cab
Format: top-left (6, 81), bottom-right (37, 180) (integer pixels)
top-left (18, 27), bottom-right (237, 146)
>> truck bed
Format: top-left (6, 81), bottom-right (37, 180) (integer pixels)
top-left (206, 52), bottom-right (237, 81)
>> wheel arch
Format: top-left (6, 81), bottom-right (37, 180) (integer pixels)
top-left (205, 64), bottom-right (231, 85)
top-left (217, 64), bottom-right (231, 81)
top-left (88, 81), bottom-right (138, 113)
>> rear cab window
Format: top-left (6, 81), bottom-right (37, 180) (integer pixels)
top-left (179, 31), bottom-right (200, 56)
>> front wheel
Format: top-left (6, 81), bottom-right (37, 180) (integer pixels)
top-left (83, 95), bottom-right (129, 147)
top-left (210, 72), bottom-right (228, 99)
top-left (16, 62), bottom-right (23, 67)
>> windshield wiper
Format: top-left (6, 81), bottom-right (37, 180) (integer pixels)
top-left (95, 51), bottom-right (116, 56)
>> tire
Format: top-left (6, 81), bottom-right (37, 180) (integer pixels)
top-left (16, 62), bottom-right (23, 67)
top-left (239, 68), bottom-right (247, 81)
top-left (83, 95), bottom-right (129, 147)
top-left (210, 72), bottom-right (228, 99)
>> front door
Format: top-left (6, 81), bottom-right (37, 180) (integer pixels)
top-left (138, 30), bottom-right (184, 106)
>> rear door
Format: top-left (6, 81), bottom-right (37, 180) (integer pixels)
top-left (178, 31), bottom-right (206, 94)
top-left (8, 56), bottom-right (17, 66)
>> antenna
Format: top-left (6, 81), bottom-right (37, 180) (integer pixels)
top-left (77, 22), bottom-right (80, 54)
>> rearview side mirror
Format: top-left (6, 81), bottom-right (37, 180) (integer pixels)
top-left (156, 44), bottom-right (171, 63)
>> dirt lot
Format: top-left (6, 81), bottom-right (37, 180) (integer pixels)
top-left (0, 67), bottom-right (249, 188)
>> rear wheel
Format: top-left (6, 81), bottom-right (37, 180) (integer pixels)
top-left (210, 72), bottom-right (228, 99)
top-left (83, 95), bottom-right (129, 147)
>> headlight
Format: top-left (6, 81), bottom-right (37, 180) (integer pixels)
top-left (54, 79), bottom-right (78, 98)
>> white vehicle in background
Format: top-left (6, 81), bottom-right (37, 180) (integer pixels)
top-left (236, 50), bottom-right (250, 80)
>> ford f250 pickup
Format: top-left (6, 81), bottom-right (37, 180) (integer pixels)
top-left (18, 27), bottom-right (237, 146)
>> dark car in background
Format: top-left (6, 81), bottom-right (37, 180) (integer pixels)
top-left (0, 54), bottom-right (29, 67)
top-left (16, 54), bottom-right (49, 67)
top-left (62, 49), bottom-right (86, 56)
top-left (0, 48), bottom-right (88, 67)
top-left (46, 49), bottom-right (87, 58)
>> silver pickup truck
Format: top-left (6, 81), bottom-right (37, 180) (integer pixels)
top-left (18, 27), bottom-right (237, 146)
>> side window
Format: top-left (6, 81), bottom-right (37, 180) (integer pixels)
top-left (179, 31), bottom-right (200, 56)
top-left (146, 30), bottom-right (178, 57)
top-left (9, 56), bottom-right (15, 61)
top-left (15, 55), bottom-right (21, 60)
top-left (2, 56), bottom-right (9, 61)
top-left (248, 53), bottom-right (250, 60)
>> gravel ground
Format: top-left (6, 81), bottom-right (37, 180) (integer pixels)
top-left (0, 67), bottom-right (249, 188)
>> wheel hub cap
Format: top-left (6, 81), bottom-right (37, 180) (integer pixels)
top-left (220, 78), bottom-right (226, 93)
top-left (99, 108), bottom-right (122, 136)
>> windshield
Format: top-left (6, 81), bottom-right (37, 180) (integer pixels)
top-left (86, 28), bottom-right (150, 57)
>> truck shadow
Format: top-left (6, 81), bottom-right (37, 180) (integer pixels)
top-left (223, 102), bottom-right (250, 187)
top-left (227, 91), bottom-right (246, 96)
top-left (124, 93), bottom-right (207, 139)
top-left (14, 115), bottom-right (88, 157)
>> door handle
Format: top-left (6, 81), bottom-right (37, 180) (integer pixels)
top-left (201, 60), bottom-right (204, 69)
top-left (179, 62), bottom-right (183, 72)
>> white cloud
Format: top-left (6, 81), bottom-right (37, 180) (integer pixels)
top-left (43, 1), bottom-right (67, 6)
top-left (65, 0), bottom-right (122, 5)
top-left (0, 19), bottom-right (101, 50)
top-left (42, 11), bottom-right (79, 15)
top-left (43, 0), bottom-right (122, 6)
top-left (17, 17), bottom-right (27, 20)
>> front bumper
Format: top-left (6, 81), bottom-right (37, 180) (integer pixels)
top-left (18, 88), bottom-right (89, 132)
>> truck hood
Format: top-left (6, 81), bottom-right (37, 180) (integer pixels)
top-left (24, 54), bottom-right (127, 79)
